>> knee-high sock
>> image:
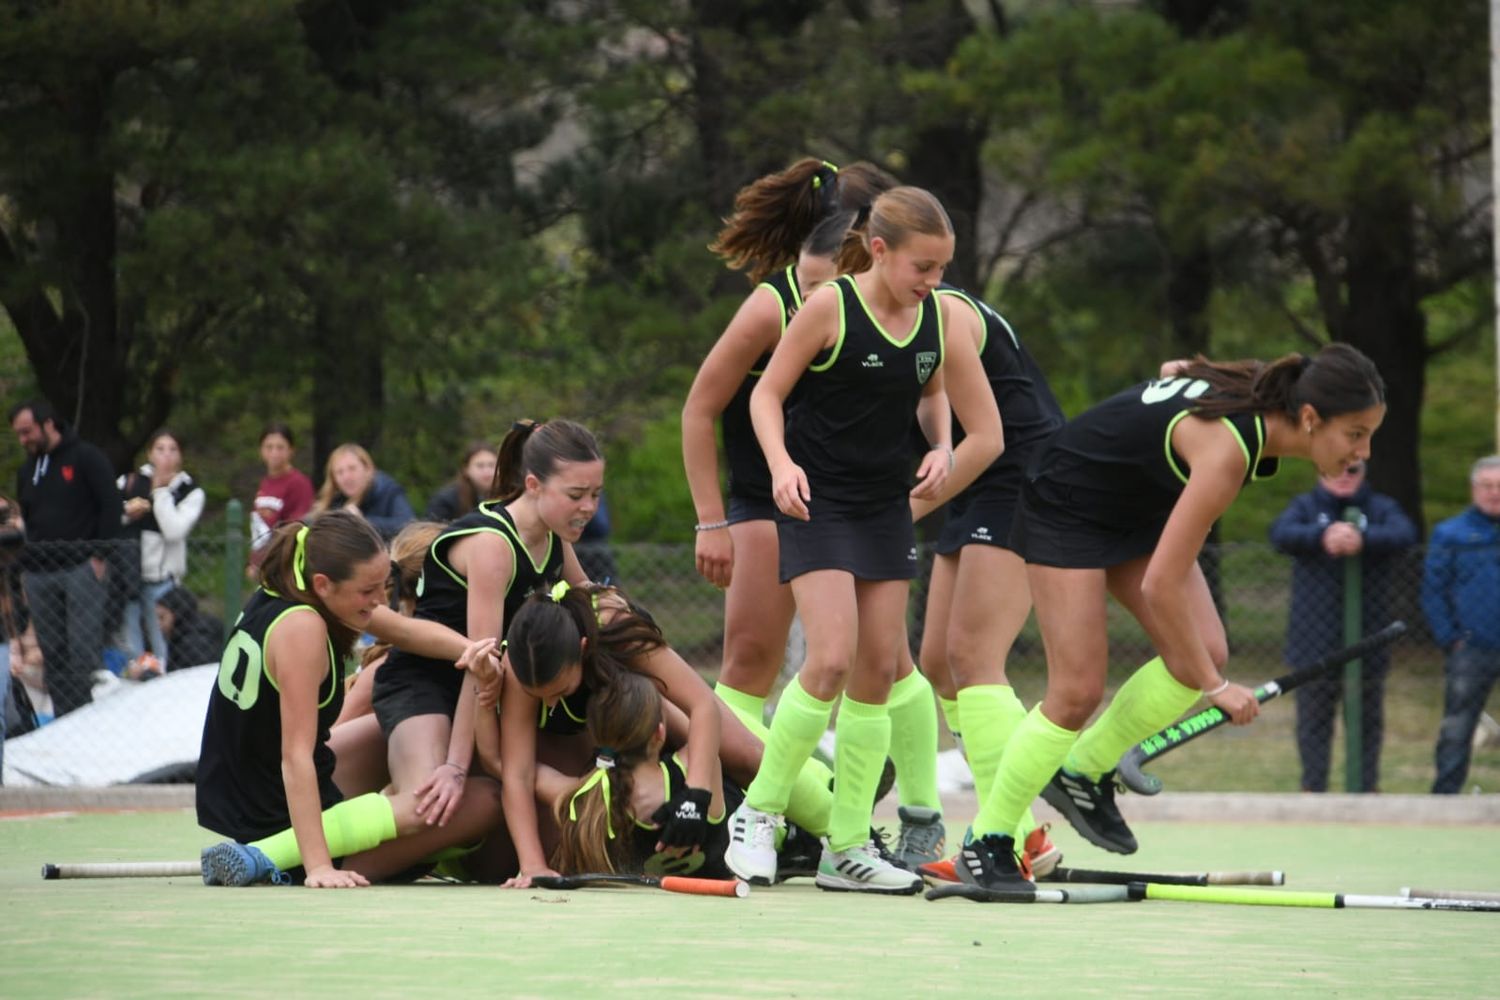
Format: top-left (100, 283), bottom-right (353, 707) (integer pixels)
top-left (828, 694), bottom-right (892, 852)
top-left (938, 695), bottom-right (962, 750)
top-left (248, 792), bottom-right (398, 870)
top-left (973, 707), bottom-right (1077, 840)
top-left (956, 684), bottom-right (1039, 842)
top-left (784, 755), bottom-right (834, 837)
top-left (745, 675), bottom-right (834, 815)
top-left (1067, 656), bottom-right (1201, 781)
top-left (715, 680), bottom-right (770, 742)
top-left (886, 668), bottom-right (940, 811)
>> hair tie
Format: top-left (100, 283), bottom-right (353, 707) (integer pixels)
top-left (568, 756), bottom-right (617, 839)
top-left (550, 579), bottom-right (571, 603)
top-left (1297, 354), bottom-right (1314, 374)
top-left (594, 746), bottom-right (618, 769)
top-left (852, 203), bottom-right (872, 230)
top-left (387, 559), bottom-right (404, 611)
top-left (292, 525), bottom-right (310, 591)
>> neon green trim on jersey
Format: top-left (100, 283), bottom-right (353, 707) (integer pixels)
top-left (1220, 416), bottom-right (1253, 476)
top-left (1163, 410), bottom-right (1193, 484)
top-left (809, 278), bottom-right (850, 373)
top-left (538, 689), bottom-right (589, 730)
top-left (260, 604), bottom-right (338, 707)
top-left (1248, 414), bottom-right (1278, 481)
top-left (846, 274), bottom-right (926, 348)
top-left (935, 287), bottom-right (986, 356)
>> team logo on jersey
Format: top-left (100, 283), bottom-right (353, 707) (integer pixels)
top-left (1141, 377), bottom-right (1210, 404)
top-left (861, 352), bottom-right (884, 369)
top-left (971, 526), bottom-right (992, 541)
top-left (908, 546), bottom-right (918, 562)
top-left (915, 351), bottom-right (938, 384)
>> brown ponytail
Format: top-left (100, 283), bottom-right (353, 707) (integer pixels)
top-left (490, 419), bottom-right (602, 503)
top-left (1180, 343), bottom-right (1385, 421)
top-left (835, 186), bottom-right (953, 276)
top-left (506, 583), bottom-right (665, 695)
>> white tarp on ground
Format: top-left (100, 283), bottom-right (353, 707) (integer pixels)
top-left (3, 664), bottom-right (215, 787)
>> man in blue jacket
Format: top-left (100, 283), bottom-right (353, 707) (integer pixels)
top-left (1271, 461), bottom-right (1417, 792)
top-left (1425, 456), bottom-right (1500, 793)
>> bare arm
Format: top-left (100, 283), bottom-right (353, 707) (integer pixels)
top-left (498, 669), bottom-right (554, 884)
top-left (269, 612), bottom-right (367, 888)
top-left (682, 288), bottom-right (783, 587)
top-left (1142, 417), bottom-right (1259, 724)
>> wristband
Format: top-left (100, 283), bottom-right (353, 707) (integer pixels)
top-left (1203, 678), bottom-right (1230, 698)
top-left (694, 520), bottom-right (729, 532)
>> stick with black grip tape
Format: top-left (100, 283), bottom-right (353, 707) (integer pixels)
top-left (1043, 866), bottom-right (1284, 887)
top-left (530, 873), bottom-right (749, 897)
top-left (1117, 621), bottom-right (1407, 795)
top-left (925, 882), bottom-right (1134, 904)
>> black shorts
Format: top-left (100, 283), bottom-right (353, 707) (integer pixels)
top-left (934, 473), bottom-right (1022, 556)
top-left (372, 651), bottom-right (464, 736)
top-left (1008, 475), bottom-right (1166, 569)
top-left (727, 494), bottom-right (778, 525)
top-left (776, 495), bottom-right (916, 583)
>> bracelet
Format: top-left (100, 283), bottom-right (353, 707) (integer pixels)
top-left (694, 520), bottom-right (729, 532)
top-left (1203, 678), bottom-right (1231, 698)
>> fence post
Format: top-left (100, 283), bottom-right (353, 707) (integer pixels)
top-left (1341, 506), bottom-right (1364, 793)
top-left (223, 499), bottom-right (244, 645)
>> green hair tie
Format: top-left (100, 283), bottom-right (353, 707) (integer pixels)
top-left (567, 758), bottom-right (616, 839)
top-left (550, 579), bottom-right (570, 602)
top-left (292, 525), bottom-right (310, 591)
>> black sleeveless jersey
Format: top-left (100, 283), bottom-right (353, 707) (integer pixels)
top-left (629, 754), bottom-right (739, 880)
top-left (785, 274), bottom-right (945, 505)
top-left (196, 589), bottom-right (343, 842)
top-left (722, 265), bottom-right (807, 502)
top-left (537, 680), bottom-right (593, 736)
top-left (935, 286), bottom-right (1064, 487)
top-left (379, 500), bottom-right (564, 701)
top-left (1037, 375), bottom-right (1280, 522)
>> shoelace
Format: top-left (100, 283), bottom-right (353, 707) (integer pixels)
top-left (896, 819), bottom-right (943, 858)
top-left (746, 811), bottom-right (780, 850)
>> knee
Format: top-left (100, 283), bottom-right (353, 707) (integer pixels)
top-left (799, 650), bottom-right (854, 700)
top-left (1044, 676), bottom-right (1105, 730)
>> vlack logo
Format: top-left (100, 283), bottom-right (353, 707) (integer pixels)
top-left (971, 526), bottom-right (991, 541)
top-left (861, 352), bottom-right (884, 369)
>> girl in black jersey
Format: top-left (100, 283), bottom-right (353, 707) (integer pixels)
top-left (197, 511), bottom-right (504, 887)
top-left (683, 158), bottom-right (897, 738)
top-left (728, 187), bottom-right (1002, 893)
top-left (958, 344), bottom-right (1386, 892)
top-left (371, 420), bottom-right (599, 842)
top-left (904, 284), bottom-right (1066, 880)
top-left (478, 582), bottom-right (835, 886)
top-left (543, 670), bottom-right (820, 881)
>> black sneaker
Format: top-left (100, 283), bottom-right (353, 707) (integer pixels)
top-left (954, 832), bottom-right (1032, 890)
top-left (774, 823), bottom-right (823, 883)
top-left (1041, 767), bottom-right (1138, 855)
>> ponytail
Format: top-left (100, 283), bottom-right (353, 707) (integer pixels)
top-left (506, 582), bottom-right (666, 695)
top-left (1181, 343), bottom-right (1384, 421)
top-left (550, 672), bottom-right (665, 875)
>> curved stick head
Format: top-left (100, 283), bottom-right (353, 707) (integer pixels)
top-left (1115, 746), bottom-right (1163, 796)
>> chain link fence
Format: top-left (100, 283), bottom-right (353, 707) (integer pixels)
top-left (4, 512), bottom-right (1497, 794)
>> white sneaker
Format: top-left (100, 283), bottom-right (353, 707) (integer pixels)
top-left (815, 841), bottom-right (923, 895)
top-left (725, 802), bottom-right (782, 885)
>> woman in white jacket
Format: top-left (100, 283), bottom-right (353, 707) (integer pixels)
top-left (118, 430), bottom-right (206, 672)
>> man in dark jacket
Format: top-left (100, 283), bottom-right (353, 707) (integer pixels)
top-left (9, 399), bottom-right (122, 716)
top-left (1425, 455), bottom-right (1500, 793)
top-left (1270, 461), bottom-right (1417, 792)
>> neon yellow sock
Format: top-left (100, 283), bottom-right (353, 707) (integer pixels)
top-left (1067, 657), bottom-right (1200, 781)
top-left (715, 681), bottom-right (770, 742)
top-left (886, 668), bottom-right (940, 811)
top-left (938, 695), bottom-right (961, 744)
top-left (828, 694), bottom-right (892, 852)
top-left (973, 707), bottom-right (1077, 839)
top-left (784, 755), bottom-right (834, 837)
top-left (955, 684), bottom-right (1039, 840)
top-left (249, 792), bottom-right (398, 870)
top-left (745, 676), bottom-right (834, 815)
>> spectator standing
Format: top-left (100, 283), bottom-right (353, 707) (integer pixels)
top-left (117, 430), bottom-right (205, 669)
top-left (248, 423), bottom-right (314, 577)
top-left (313, 443), bottom-right (414, 540)
top-left (8, 399), bottom-right (122, 717)
top-left (424, 442), bottom-right (497, 522)
top-left (1270, 461), bottom-right (1416, 792)
top-left (1425, 455), bottom-right (1500, 794)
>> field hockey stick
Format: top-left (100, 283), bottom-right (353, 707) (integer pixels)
top-left (1116, 620), bottom-right (1407, 795)
top-left (1042, 865), bottom-right (1284, 887)
top-left (1129, 882), bottom-right (1500, 912)
top-left (530, 874), bottom-right (749, 897)
top-left (1401, 887), bottom-right (1500, 904)
top-left (925, 882), bottom-right (1133, 904)
top-left (42, 861), bottom-right (201, 880)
